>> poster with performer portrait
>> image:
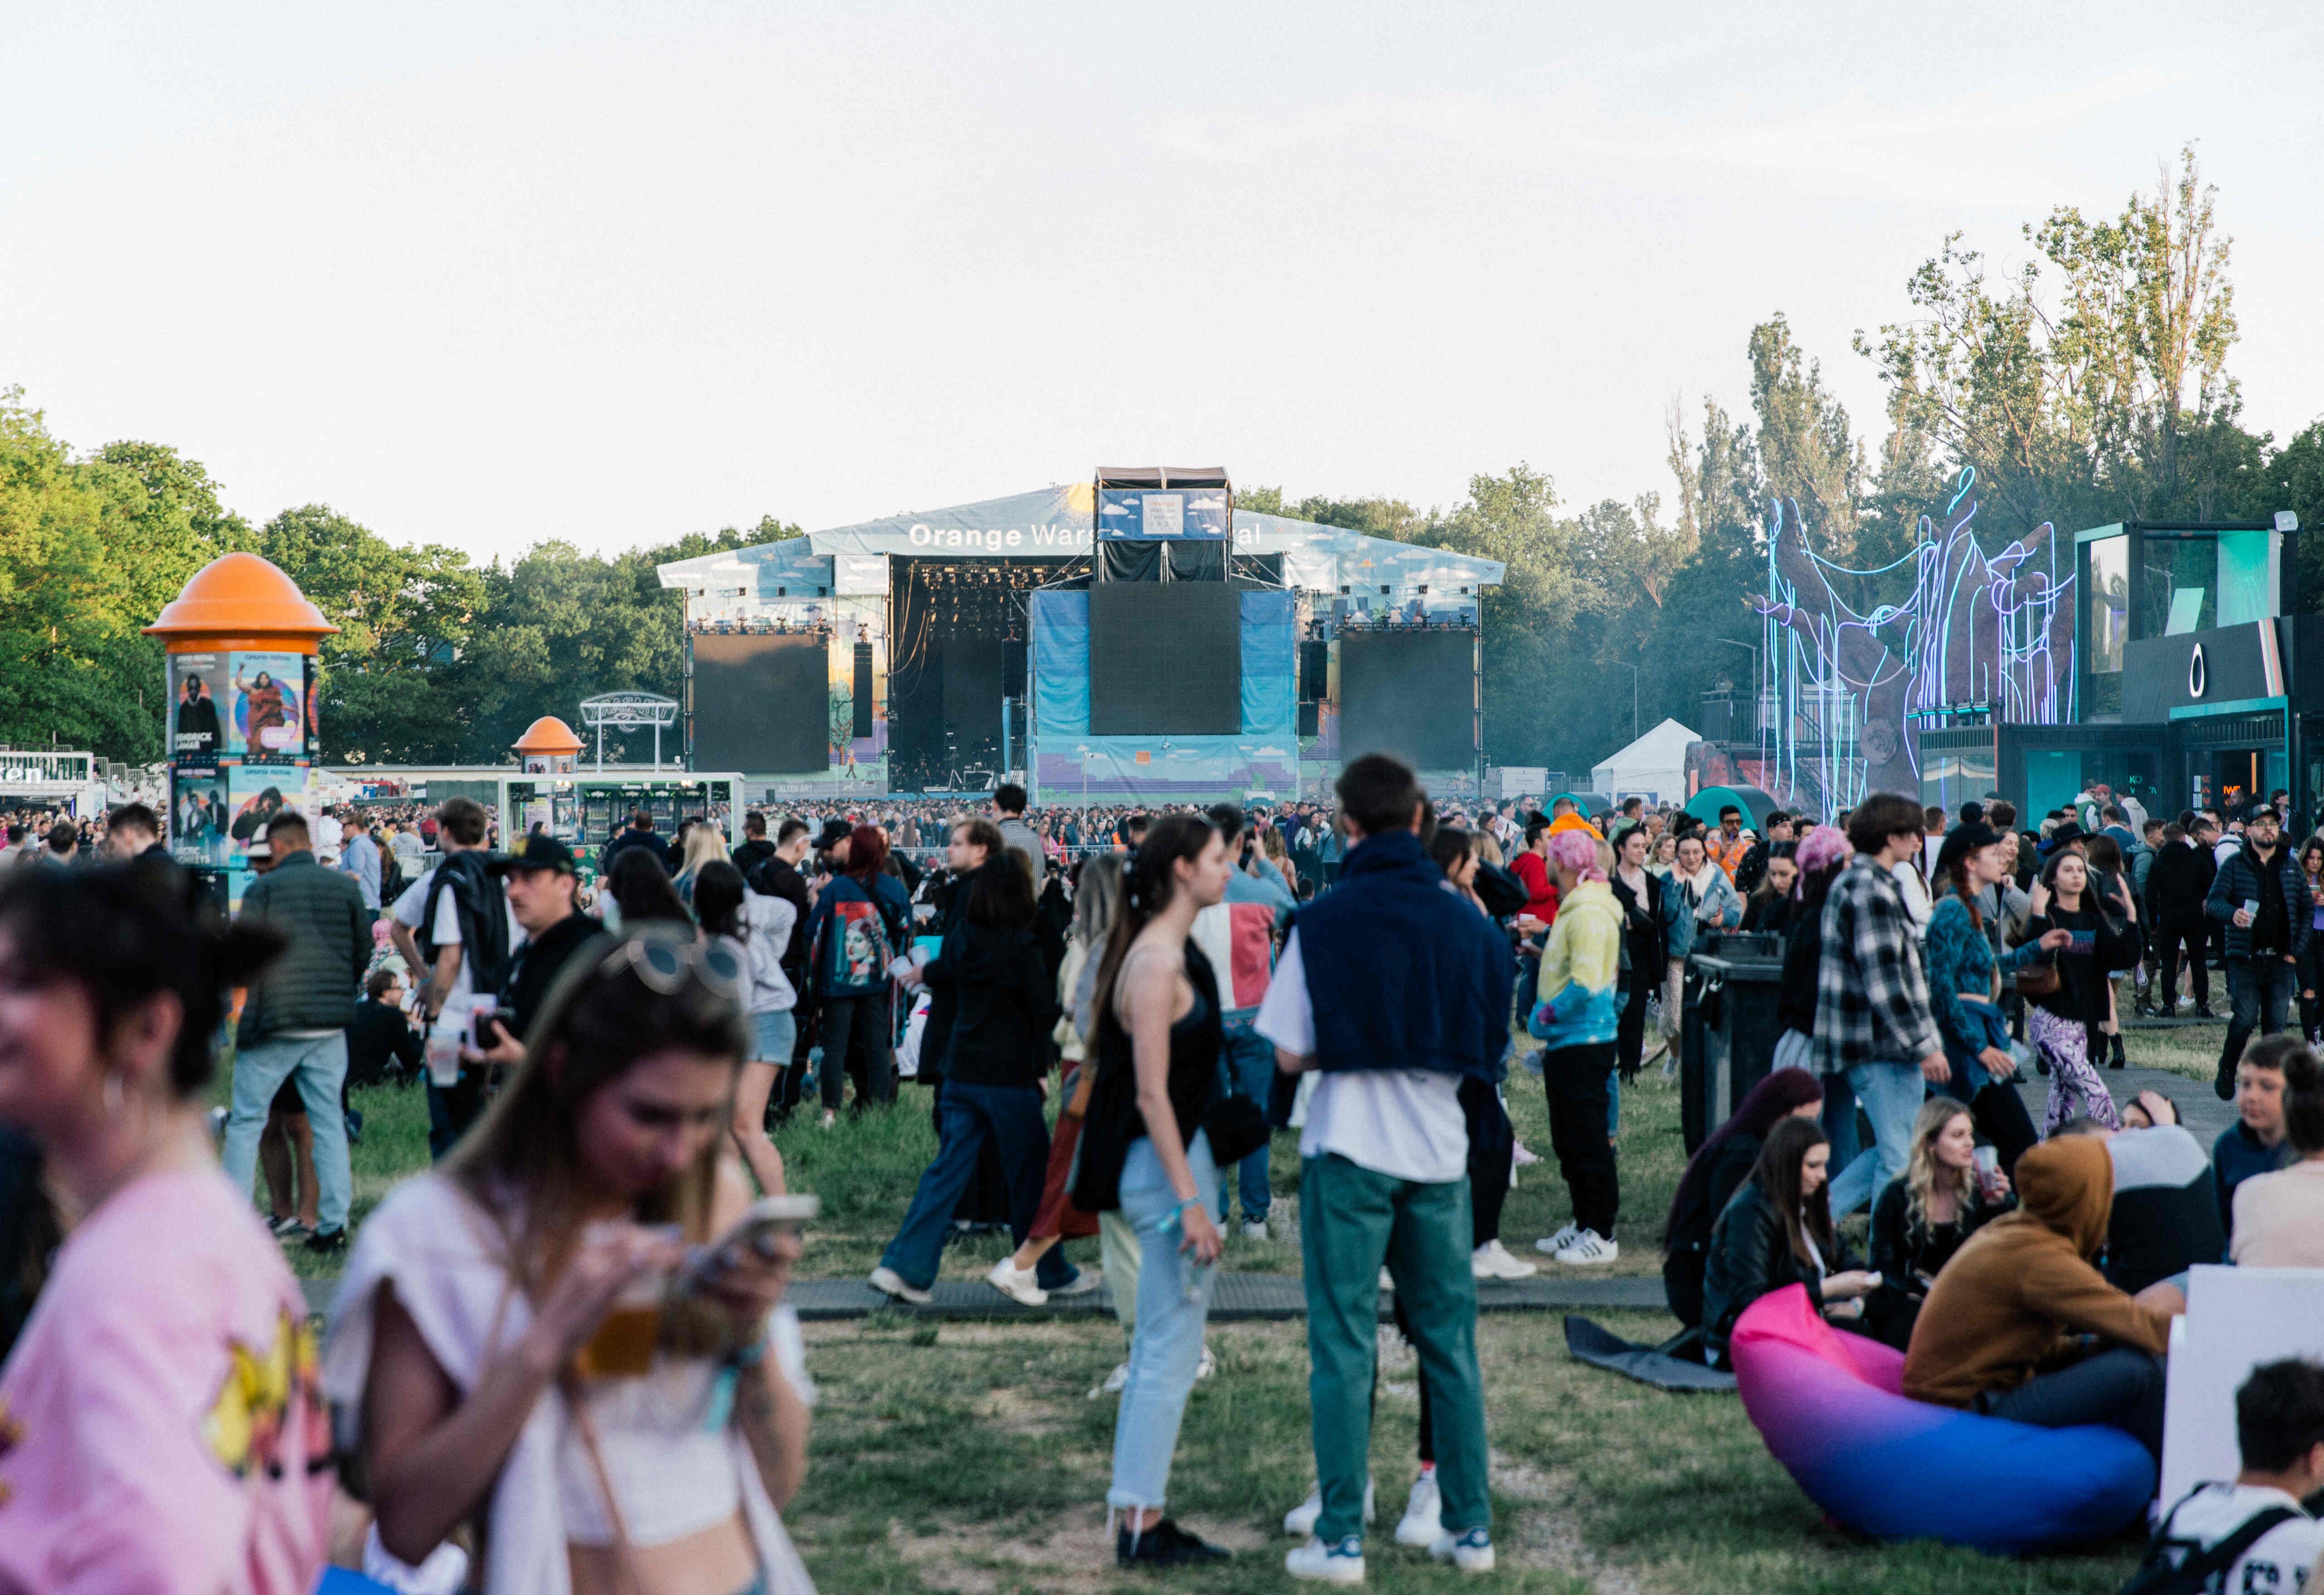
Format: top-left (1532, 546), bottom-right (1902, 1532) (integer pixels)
top-left (168, 653), bottom-right (229, 770)
top-left (169, 770), bottom-right (233, 867)
top-left (226, 651), bottom-right (307, 763)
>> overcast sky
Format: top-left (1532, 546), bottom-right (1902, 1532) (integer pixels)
top-left (4, 3), bottom-right (2319, 560)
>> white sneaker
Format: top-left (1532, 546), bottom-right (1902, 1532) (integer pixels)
top-left (1048, 1266), bottom-right (1103, 1297)
top-left (1196, 1344), bottom-right (1218, 1381)
top-left (1554, 1228), bottom-right (1619, 1265)
top-left (1429, 1527), bottom-right (1495, 1573)
top-left (1285, 1536), bottom-right (1366, 1584)
top-left (1379, 1268), bottom-right (1395, 1290)
top-left (1393, 1472), bottom-right (1443, 1548)
top-left (1284, 1479), bottom-right (1375, 1536)
top-left (985, 1258), bottom-right (1047, 1306)
top-left (1242, 1219), bottom-right (1269, 1241)
top-left (867, 1266), bottom-right (932, 1305)
top-left (1471, 1240), bottom-right (1538, 1281)
top-left (1534, 1222), bottom-right (1581, 1257)
top-left (1088, 1361), bottom-right (1131, 1399)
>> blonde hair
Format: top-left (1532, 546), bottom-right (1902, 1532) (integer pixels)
top-left (679, 823), bottom-right (730, 876)
top-left (1475, 830), bottom-right (1504, 867)
top-left (1904, 1096), bottom-right (1978, 1230)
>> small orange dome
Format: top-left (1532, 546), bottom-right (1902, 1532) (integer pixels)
top-left (144, 552), bottom-right (338, 643)
top-left (513, 715), bottom-right (585, 756)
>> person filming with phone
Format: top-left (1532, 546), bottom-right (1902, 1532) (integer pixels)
top-left (324, 925), bottom-right (820, 1595)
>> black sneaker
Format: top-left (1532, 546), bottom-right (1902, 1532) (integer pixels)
top-left (2215, 1055), bottom-right (2237, 1101)
top-left (2108, 1036), bottom-right (2127, 1070)
top-left (304, 1228), bottom-right (349, 1255)
top-left (1117, 1518), bottom-right (1231, 1568)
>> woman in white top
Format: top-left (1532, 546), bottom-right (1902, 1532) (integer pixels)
top-left (694, 860), bottom-right (799, 1198)
top-left (325, 924), bottom-right (815, 1595)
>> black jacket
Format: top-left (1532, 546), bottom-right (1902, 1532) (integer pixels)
top-left (346, 998), bottom-right (424, 1087)
top-left (1661, 1130), bottom-right (1763, 1326)
top-left (500, 911), bottom-right (604, 1042)
top-left (1775, 902), bottom-right (1821, 1037)
top-left (1868, 1177), bottom-right (2006, 1300)
top-left (921, 920), bottom-right (1058, 1091)
top-left (1701, 1179), bottom-right (1855, 1367)
top-left (1610, 869), bottom-right (1667, 976)
top-left (601, 827), bottom-right (673, 874)
top-left (236, 852), bottom-right (371, 1043)
top-left (2207, 841), bottom-right (2311, 961)
top-left (2145, 839), bottom-right (2214, 931)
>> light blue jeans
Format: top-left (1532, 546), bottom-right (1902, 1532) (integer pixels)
top-left (1826, 1060), bottom-right (1925, 1217)
top-left (1107, 1129), bottom-right (1221, 1513)
top-left (750, 1008), bottom-right (796, 1066)
top-left (224, 1032), bottom-right (353, 1234)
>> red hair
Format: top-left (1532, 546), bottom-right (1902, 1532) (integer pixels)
top-left (846, 823), bottom-right (889, 882)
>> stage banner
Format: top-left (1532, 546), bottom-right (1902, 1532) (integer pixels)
top-left (1098, 489), bottom-right (1229, 541)
top-left (1032, 591), bottom-right (1089, 733)
top-left (1240, 590), bottom-right (1294, 735)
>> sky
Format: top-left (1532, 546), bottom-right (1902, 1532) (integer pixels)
top-left (4, 3), bottom-right (2321, 561)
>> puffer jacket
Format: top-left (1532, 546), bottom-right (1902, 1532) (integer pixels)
top-left (235, 851), bottom-right (370, 1043)
top-left (2207, 841), bottom-right (2310, 960)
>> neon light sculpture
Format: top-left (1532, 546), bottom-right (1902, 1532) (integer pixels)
top-left (1751, 468), bottom-right (2074, 817)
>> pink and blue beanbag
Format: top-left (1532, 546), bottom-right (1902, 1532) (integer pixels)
top-left (1727, 1286), bottom-right (2153, 1553)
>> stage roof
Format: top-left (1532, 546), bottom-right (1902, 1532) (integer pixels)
top-left (655, 484), bottom-right (1506, 601)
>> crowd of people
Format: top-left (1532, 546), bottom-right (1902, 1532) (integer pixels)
top-left (0, 769), bottom-right (2320, 1590)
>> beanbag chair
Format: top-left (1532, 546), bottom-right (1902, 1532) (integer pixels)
top-left (1728, 1285), bottom-right (2154, 1552)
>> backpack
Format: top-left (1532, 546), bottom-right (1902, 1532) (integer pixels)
top-left (2118, 1498), bottom-right (2299, 1595)
top-left (417, 851), bottom-right (513, 998)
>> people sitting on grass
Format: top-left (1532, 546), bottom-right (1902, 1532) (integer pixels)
top-left (2229, 1040), bottom-right (2324, 1267)
top-left (325, 924), bottom-right (815, 1593)
top-left (1661, 1068), bottom-right (1825, 1328)
top-left (2098, 1090), bottom-right (2229, 1295)
top-left (2216, 1033), bottom-right (2299, 1243)
top-left (1902, 1135), bottom-right (2182, 1457)
top-left (1866, 1098), bottom-right (2010, 1349)
top-left (2133, 1359), bottom-right (2324, 1593)
top-left (1700, 1116), bottom-right (1882, 1369)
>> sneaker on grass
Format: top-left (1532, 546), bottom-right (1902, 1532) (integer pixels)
top-left (1553, 1228), bottom-right (1618, 1265)
top-left (1470, 1240), bottom-right (1537, 1280)
top-left (867, 1265), bottom-right (932, 1305)
top-left (1088, 1361), bottom-right (1131, 1399)
top-left (1284, 1478), bottom-right (1373, 1536)
top-left (1116, 1518), bottom-right (1230, 1568)
top-left (1285, 1535), bottom-right (1365, 1584)
top-left (1393, 1471), bottom-right (1442, 1548)
top-left (1428, 1527), bottom-right (1494, 1573)
top-left (985, 1257), bottom-right (1046, 1306)
top-left (1047, 1265), bottom-right (1103, 1297)
top-left (1242, 1219), bottom-right (1269, 1241)
top-left (1533, 1221), bottom-right (1580, 1257)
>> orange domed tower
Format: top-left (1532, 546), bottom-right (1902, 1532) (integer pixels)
top-left (146, 553), bottom-right (337, 891)
top-left (513, 715), bottom-right (584, 775)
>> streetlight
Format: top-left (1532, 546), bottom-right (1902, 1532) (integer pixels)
top-left (1607, 661), bottom-right (1640, 744)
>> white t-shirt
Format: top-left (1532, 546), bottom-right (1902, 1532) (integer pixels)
top-left (314, 812), bottom-right (343, 861)
top-left (2155, 1483), bottom-right (2324, 1595)
top-left (391, 865), bottom-right (523, 1016)
top-left (1253, 930), bottom-right (1467, 1184)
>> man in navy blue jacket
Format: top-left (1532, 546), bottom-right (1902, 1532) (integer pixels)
top-left (2207, 806), bottom-right (2309, 1100)
top-left (1259, 755), bottom-right (1511, 1581)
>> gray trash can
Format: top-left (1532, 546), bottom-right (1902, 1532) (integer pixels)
top-left (1680, 941), bottom-right (1785, 1153)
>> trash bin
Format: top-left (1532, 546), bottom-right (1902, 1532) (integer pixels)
top-left (1681, 945), bottom-right (1786, 1152)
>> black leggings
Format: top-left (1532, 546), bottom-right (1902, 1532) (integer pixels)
top-left (1460, 1075), bottom-right (1512, 1247)
top-left (1615, 977), bottom-right (1651, 1081)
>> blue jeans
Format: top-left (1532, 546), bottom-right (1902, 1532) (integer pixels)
top-left (750, 1008), bottom-right (796, 1066)
top-left (1214, 1019), bottom-right (1274, 1223)
top-left (1821, 1070), bottom-right (1860, 1173)
top-left (1108, 1130), bottom-right (1221, 1512)
top-left (224, 1032), bottom-right (353, 1234)
top-left (878, 1081), bottom-right (1053, 1292)
top-left (1827, 1060), bottom-right (1925, 1217)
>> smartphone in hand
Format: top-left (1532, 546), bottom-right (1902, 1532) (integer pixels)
top-left (674, 1195), bottom-right (820, 1295)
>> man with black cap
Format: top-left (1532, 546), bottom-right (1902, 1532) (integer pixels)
top-left (463, 833), bottom-right (601, 1073)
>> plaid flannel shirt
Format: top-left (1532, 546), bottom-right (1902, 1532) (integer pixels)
top-left (1809, 853), bottom-right (1942, 1076)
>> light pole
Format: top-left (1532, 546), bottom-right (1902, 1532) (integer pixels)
top-left (1607, 661), bottom-right (1640, 744)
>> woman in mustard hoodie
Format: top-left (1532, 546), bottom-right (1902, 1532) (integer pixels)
top-left (1529, 831), bottom-right (1626, 1265)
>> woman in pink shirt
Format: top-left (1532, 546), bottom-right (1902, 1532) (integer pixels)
top-left (0, 861), bottom-right (332, 1595)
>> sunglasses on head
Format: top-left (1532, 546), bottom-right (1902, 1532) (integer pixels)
top-left (601, 930), bottom-right (745, 999)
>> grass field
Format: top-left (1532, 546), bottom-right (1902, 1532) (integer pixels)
top-left (234, 1023), bottom-right (2228, 1591)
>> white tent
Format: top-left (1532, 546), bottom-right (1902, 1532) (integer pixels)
top-left (1590, 719), bottom-right (1700, 805)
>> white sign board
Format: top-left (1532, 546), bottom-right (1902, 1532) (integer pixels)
top-left (2160, 1265), bottom-right (2324, 1508)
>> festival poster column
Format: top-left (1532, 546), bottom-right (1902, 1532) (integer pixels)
top-left (144, 553), bottom-right (338, 908)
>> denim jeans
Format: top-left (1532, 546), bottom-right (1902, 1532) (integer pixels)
top-left (2221, 958), bottom-right (2298, 1081)
top-left (749, 1008), bottom-right (796, 1067)
top-left (1107, 1130), bottom-right (1221, 1512)
top-left (1827, 1060), bottom-right (1926, 1217)
top-left (224, 1032), bottom-right (353, 1234)
top-left (877, 1081), bottom-right (1052, 1292)
top-left (1214, 1018), bottom-right (1274, 1223)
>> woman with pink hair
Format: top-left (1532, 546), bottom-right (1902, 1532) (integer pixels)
top-left (1527, 827), bottom-right (1627, 1264)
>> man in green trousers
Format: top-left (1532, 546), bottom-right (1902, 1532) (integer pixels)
top-left (1258, 755), bottom-right (1513, 1583)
